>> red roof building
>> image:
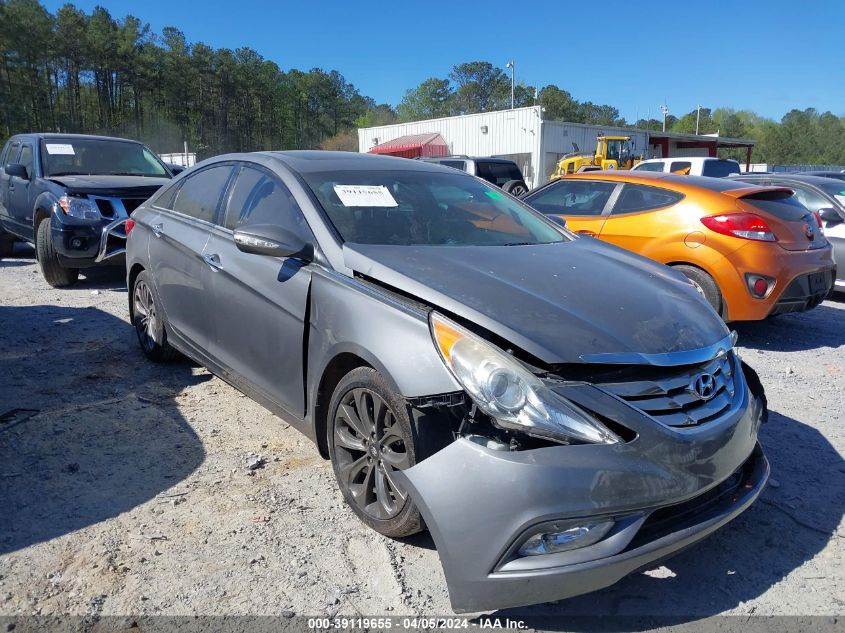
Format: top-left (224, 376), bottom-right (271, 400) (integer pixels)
top-left (367, 133), bottom-right (449, 159)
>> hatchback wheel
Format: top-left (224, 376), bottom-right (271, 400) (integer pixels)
top-left (328, 367), bottom-right (422, 538)
top-left (132, 270), bottom-right (179, 362)
top-left (673, 264), bottom-right (723, 317)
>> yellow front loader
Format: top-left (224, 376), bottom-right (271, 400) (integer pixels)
top-left (551, 135), bottom-right (640, 179)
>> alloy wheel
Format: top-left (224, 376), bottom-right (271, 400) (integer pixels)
top-left (333, 388), bottom-right (410, 520)
top-left (133, 280), bottom-right (158, 353)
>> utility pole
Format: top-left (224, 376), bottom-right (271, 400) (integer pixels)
top-left (660, 103), bottom-right (669, 132)
top-left (695, 105), bottom-right (701, 135)
top-left (506, 61), bottom-right (515, 109)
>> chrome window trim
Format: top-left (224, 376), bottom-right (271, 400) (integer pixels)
top-left (579, 332), bottom-right (734, 367)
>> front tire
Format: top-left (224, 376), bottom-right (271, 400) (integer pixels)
top-left (131, 270), bottom-right (179, 362)
top-left (328, 367), bottom-right (422, 538)
top-left (36, 217), bottom-right (78, 287)
top-left (672, 264), bottom-right (723, 316)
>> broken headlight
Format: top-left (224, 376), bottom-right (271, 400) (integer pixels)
top-left (430, 312), bottom-right (619, 445)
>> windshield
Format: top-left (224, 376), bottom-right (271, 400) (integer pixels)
top-left (302, 169), bottom-right (568, 246)
top-left (40, 138), bottom-right (170, 178)
top-left (606, 140), bottom-right (622, 161)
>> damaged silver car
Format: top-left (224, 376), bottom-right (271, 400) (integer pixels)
top-left (125, 151), bottom-right (769, 612)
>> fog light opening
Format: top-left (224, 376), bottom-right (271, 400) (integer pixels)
top-left (744, 273), bottom-right (775, 299)
top-left (517, 519), bottom-right (614, 557)
top-left (70, 237), bottom-right (84, 249)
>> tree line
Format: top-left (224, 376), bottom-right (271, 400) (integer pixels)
top-left (0, 0), bottom-right (396, 157)
top-left (2, 0), bottom-right (844, 166)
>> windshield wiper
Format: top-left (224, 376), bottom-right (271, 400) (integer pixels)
top-left (48, 171), bottom-right (85, 177)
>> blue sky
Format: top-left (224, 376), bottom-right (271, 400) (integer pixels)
top-left (44, 0), bottom-right (845, 121)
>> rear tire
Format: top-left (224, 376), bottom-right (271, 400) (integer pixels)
top-left (672, 264), bottom-right (723, 316)
top-left (328, 367), bottom-right (422, 538)
top-left (502, 179), bottom-right (528, 196)
top-left (131, 270), bottom-right (180, 362)
top-left (36, 217), bottom-right (78, 287)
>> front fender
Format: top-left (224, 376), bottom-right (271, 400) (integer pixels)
top-left (306, 269), bottom-right (460, 411)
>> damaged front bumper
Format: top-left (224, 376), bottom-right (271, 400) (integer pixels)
top-left (394, 363), bottom-right (769, 613)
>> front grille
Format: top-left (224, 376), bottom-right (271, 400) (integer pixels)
top-left (93, 198), bottom-right (115, 218)
top-left (597, 353), bottom-right (739, 428)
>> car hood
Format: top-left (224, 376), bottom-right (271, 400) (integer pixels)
top-left (47, 175), bottom-right (170, 197)
top-left (342, 239), bottom-right (730, 365)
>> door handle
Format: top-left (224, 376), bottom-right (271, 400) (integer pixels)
top-left (203, 253), bottom-right (223, 271)
top-left (576, 230), bottom-right (597, 237)
top-left (151, 222), bottom-right (163, 238)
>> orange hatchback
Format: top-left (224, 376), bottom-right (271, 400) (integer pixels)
top-left (523, 171), bottom-right (836, 321)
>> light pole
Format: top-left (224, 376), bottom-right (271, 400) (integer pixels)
top-left (695, 104), bottom-right (701, 135)
top-left (506, 61), bottom-right (515, 109)
top-left (660, 103), bottom-right (669, 132)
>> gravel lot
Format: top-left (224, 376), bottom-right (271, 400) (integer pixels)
top-left (1, 242), bottom-right (843, 627)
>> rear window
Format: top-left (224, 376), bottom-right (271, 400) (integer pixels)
top-left (740, 191), bottom-right (808, 221)
top-left (475, 161), bottom-right (523, 186)
top-left (439, 160), bottom-right (466, 171)
top-left (633, 161), bottom-right (665, 172)
top-left (702, 160), bottom-right (741, 178)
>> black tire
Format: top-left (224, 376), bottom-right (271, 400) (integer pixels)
top-left (328, 367), bottom-right (422, 538)
top-left (502, 179), bottom-right (528, 196)
top-left (35, 217), bottom-right (78, 287)
top-left (0, 236), bottom-right (14, 259)
top-left (131, 270), bottom-right (180, 362)
top-left (672, 264), bottom-right (723, 316)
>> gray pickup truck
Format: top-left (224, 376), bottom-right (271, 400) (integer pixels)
top-left (0, 133), bottom-right (171, 286)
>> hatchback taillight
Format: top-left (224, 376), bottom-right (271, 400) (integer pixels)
top-left (125, 218), bottom-right (136, 235)
top-left (700, 213), bottom-right (776, 242)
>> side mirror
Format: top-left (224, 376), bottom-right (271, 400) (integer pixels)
top-left (233, 223), bottom-right (313, 261)
top-left (819, 207), bottom-right (843, 225)
top-left (548, 215), bottom-right (568, 228)
top-left (5, 163), bottom-right (29, 180)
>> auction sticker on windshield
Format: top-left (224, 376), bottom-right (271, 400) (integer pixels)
top-left (45, 143), bottom-right (75, 155)
top-left (334, 184), bottom-right (398, 207)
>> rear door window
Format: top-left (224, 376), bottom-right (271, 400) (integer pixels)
top-left (611, 184), bottom-right (684, 214)
top-left (222, 165), bottom-right (313, 239)
top-left (701, 160), bottom-right (741, 177)
top-left (526, 181), bottom-right (617, 216)
top-left (170, 165), bottom-right (234, 223)
top-left (634, 161), bottom-right (665, 172)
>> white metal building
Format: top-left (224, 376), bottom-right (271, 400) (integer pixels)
top-left (359, 106), bottom-right (756, 188)
top-left (358, 106), bottom-right (648, 189)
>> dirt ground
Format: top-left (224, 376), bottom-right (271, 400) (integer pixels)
top-left (1, 242), bottom-right (843, 628)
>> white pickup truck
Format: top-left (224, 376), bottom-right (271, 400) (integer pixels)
top-left (632, 156), bottom-right (741, 177)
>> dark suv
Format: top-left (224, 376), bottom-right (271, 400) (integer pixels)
top-left (0, 133), bottom-right (172, 286)
top-left (419, 156), bottom-right (529, 195)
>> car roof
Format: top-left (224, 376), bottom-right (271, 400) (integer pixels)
top-left (192, 150), bottom-right (455, 175)
top-left (563, 170), bottom-right (765, 194)
top-left (422, 156), bottom-right (517, 164)
top-left (10, 132), bottom-right (145, 144)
